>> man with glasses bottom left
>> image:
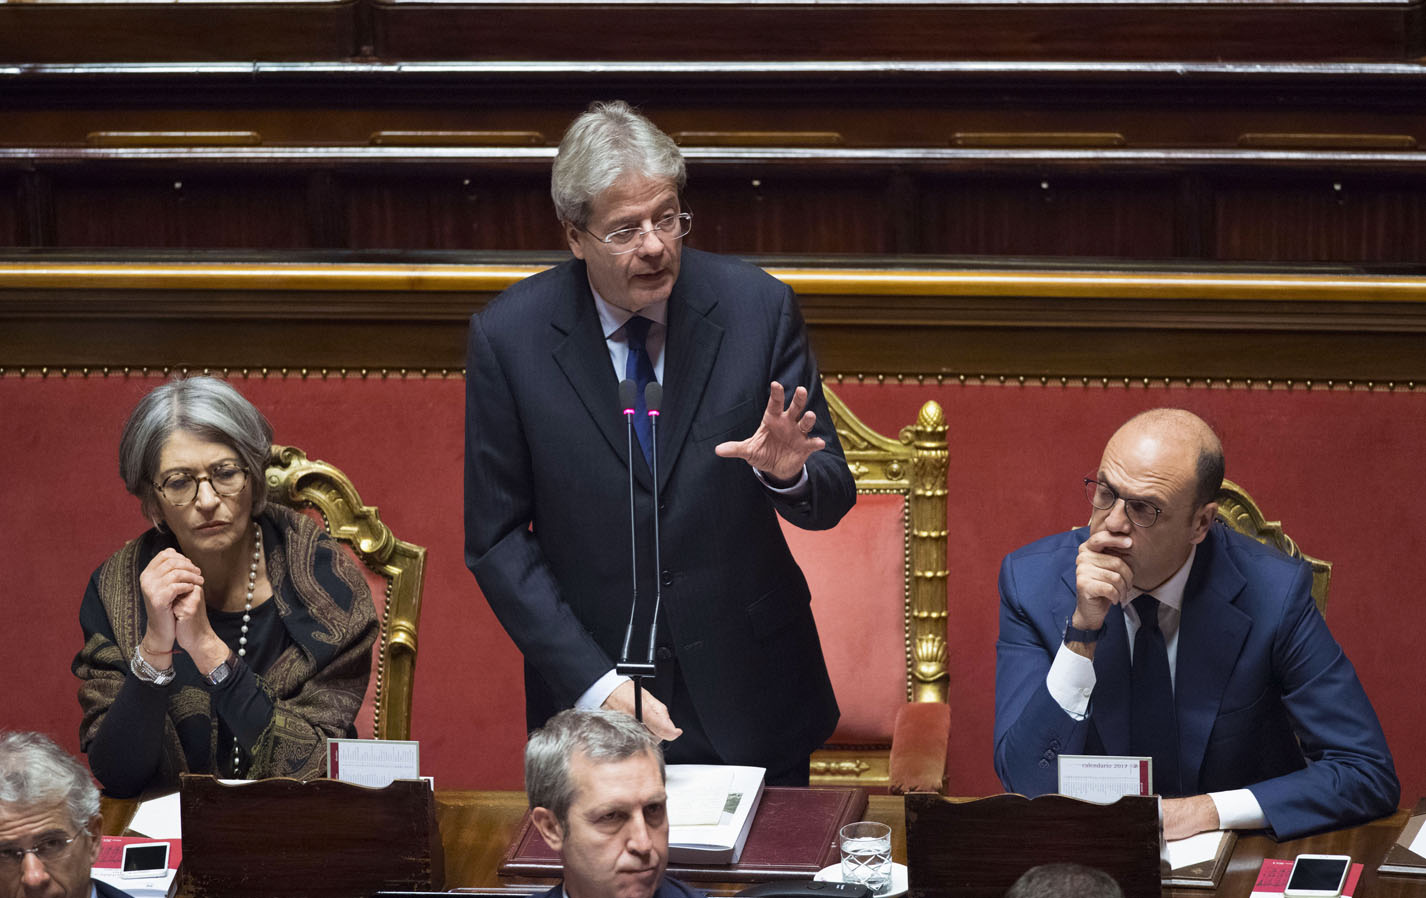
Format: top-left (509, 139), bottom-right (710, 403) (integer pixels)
top-left (0, 730), bottom-right (130, 898)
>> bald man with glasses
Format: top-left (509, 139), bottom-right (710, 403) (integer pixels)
top-left (993, 409), bottom-right (1398, 843)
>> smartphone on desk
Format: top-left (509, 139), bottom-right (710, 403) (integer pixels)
top-left (1283, 854), bottom-right (1351, 897)
top-left (119, 841), bottom-right (170, 879)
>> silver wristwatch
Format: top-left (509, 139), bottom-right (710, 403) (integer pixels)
top-left (205, 651), bottom-right (237, 687)
top-left (130, 647), bottom-right (176, 686)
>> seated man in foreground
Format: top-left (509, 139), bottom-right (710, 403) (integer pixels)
top-left (994, 408), bottom-right (1398, 841)
top-left (0, 730), bottom-right (130, 898)
top-left (526, 709), bottom-right (698, 898)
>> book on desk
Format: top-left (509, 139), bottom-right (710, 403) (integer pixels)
top-left (1379, 798), bottom-right (1426, 876)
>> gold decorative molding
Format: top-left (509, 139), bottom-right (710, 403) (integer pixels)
top-left (823, 374), bottom-right (1426, 393)
top-left (4, 261), bottom-right (1426, 303)
top-left (3, 367), bottom-right (1424, 394)
top-left (810, 758), bottom-right (873, 778)
top-left (822, 386), bottom-right (949, 705)
top-left (265, 445), bottom-right (429, 741)
top-left (0, 367), bottom-right (465, 380)
top-left (1215, 477), bottom-right (1332, 615)
top-left (808, 749), bottom-right (889, 787)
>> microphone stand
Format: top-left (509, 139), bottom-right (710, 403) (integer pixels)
top-left (643, 384), bottom-right (664, 679)
top-left (616, 379), bottom-right (656, 722)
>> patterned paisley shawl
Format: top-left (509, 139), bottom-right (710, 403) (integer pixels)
top-left (74, 504), bottom-right (378, 792)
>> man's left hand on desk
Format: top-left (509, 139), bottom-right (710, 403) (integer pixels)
top-left (1163, 794), bottom-right (1221, 841)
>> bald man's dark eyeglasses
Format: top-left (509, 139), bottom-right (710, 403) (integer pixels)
top-left (1083, 477), bottom-right (1163, 528)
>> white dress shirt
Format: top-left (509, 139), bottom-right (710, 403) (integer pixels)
top-left (576, 284), bottom-right (807, 712)
top-left (1046, 543), bottom-right (1266, 830)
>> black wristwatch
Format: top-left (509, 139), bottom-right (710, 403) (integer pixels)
top-left (1064, 620), bottom-right (1106, 644)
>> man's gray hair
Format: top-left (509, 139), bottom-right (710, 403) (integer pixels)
top-left (551, 100), bottom-right (687, 229)
top-left (0, 732), bottom-right (101, 833)
top-left (525, 709), bottom-right (664, 825)
top-left (118, 375), bottom-right (274, 523)
top-left (1004, 863), bottom-right (1124, 898)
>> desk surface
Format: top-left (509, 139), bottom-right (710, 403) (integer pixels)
top-left (105, 791), bottom-right (1424, 897)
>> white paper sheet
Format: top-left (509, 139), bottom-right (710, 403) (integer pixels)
top-left (126, 792), bottom-right (182, 840)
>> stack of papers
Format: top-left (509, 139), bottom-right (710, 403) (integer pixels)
top-left (665, 764), bottom-right (766, 865)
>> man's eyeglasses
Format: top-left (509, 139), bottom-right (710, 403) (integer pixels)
top-left (585, 212), bottom-right (693, 255)
top-left (154, 464), bottom-right (248, 507)
top-left (1083, 477), bottom-right (1163, 528)
top-left (0, 832), bottom-right (83, 872)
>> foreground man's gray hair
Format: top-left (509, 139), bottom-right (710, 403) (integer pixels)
top-left (525, 709), bottom-right (664, 825)
top-left (0, 731), bottom-right (101, 832)
top-left (1004, 863), bottom-right (1124, 898)
top-left (551, 100), bottom-right (687, 228)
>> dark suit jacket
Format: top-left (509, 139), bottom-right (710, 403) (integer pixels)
top-left (994, 522), bottom-right (1399, 840)
top-left (530, 875), bottom-right (706, 898)
top-left (465, 247), bottom-right (854, 772)
top-left (94, 878), bottom-right (135, 898)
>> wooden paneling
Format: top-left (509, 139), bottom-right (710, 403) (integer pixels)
top-left (342, 173), bottom-right (563, 251)
top-left (49, 174), bottom-right (314, 249)
top-left (917, 175), bottom-right (1181, 258)
top-left (0, 0), bottom-right (1419, 64)
top-left (685, 173), bottom-right (899, 255)
top-left (369, 0), bottom-right (1422, 63)
top-left (8, 150), bottom-right (1426, 261)
top-left (0, 2), bottom-right (359, 64)
top-left (6, 63), bottom-right (1426, 261)
top-left (1215, 174), bottom-right (1426, 262)
top-left (0, 177), bottom-right (18, 248)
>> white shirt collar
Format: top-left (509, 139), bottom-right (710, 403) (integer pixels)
top-left (590, 280), bottom-right (668, 339)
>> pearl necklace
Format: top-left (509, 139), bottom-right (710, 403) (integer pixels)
top-left (231, 526), bottom-right (262, 778)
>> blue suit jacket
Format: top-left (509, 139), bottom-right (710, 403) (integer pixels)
top-left (465, 248), bottom-right (854, 773)
top-left (994, 522), bottom-right (1398, 840)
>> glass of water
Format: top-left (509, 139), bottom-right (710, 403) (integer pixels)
top-left (839, 821), bottom-right (893, 895)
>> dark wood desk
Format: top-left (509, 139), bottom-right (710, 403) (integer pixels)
top-left (105, 791), bottom-right (1423, 896)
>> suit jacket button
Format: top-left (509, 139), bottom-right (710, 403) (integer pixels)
top-left (656, 646), bottom-right (675, 661)
top-left (661, 570), bottom-right (673, 586)
top-left (1050, 739), bottom-right (1061, 751)
top-left (1038, 759), bottom-right (1050, 768)
top-left (1043, 749), bottom-right (1055, 761)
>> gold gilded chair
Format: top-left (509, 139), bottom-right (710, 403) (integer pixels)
top-left (790, 386), bottom-right (950, 793)
top-left (265, 445), bottom-right (428, 741)
top-left (1215, 478), bottom-right (1332, 615)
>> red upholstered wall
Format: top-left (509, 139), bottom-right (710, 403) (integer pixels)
top-left (3, 372), bottom-right (1422, 807)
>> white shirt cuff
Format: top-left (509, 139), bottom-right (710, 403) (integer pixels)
top-left (1047, 642), bottom-right (1097, 720)
top-left (1209, 789), bottom-right (1268, 831)
top-left (575, 669), bottom-right (629, 711)
top-left (753, 464), bottom-right (809, 495)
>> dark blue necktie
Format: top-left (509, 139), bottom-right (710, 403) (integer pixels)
top-left (1129, 593), bottom-right (1180, 795)
top-left (624, 315), bottom-right (656, 468)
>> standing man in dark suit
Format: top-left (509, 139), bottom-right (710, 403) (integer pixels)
top-left (0, 730), bottom-right (133, 898)
top-left (994, 409), bottom-right (1398, 840)
top-left (465, 100), bottom-right (855, 785)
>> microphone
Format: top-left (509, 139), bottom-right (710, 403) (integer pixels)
top-left (643, 384), bottom-right (664, 669)
top-left (616, 379), bottom-right (655, 721)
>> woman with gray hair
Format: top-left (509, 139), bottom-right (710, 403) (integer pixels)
top-left (73, 376), bottom-right (376, 797)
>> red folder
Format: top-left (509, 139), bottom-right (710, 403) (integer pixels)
top-left (500, 787), bottom-right (868, 882)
